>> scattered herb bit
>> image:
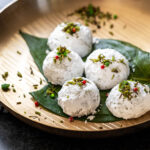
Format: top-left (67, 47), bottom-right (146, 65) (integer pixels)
top-left (67, 95), bottom-right (69, 98)
top-left (119, 81), bottom-right (133, 100)
top-left (16, 102), bottom-right (21, 104)
top-left (113, 14), bottom-right (118, 19)
top-left (24, 111), bottom-right (26, 114)
top-left (111, 68), bottom-right (119, 73)
top-left (110, 24), bottom-right (114, 29)
top-left (66, 77), bottom-right (88, 87)
top-left (144, 88), bottom-right (148, 93)
top-left (63, 22), bottom-right (80, 35)
top-left (92, 29), bottom-right (96, 33)
top-left (118, 59), bottom-right (126, 65)
top-left (53, 46), bottom-right (71, 63)
top-left (11, 84), bottom-right (14, 87)
top-left (111, 74), bottom-right (115, 79)
top-left (23, 94), bottom-right (26, 98)
top-left (50, 93), bottom-right (55, 98)
top-left (33, 84), bottom-right (38, 89)
top-left (2, 72), bottom-right (8, 81)
top-left (17, 72), bottom-right (22, 78)
top-left (30, 67), bottom-right (34, 75)
top-left (39, 78), bottom-right (42, 85)
top-left (13, 88), bottom-right (16, 92)
top-left (99, 126), bottom-right (103, 129)
top-left (17, 51), bottom-right (21, 55)
top-left (112, 56), bottom-right (115, 61)
top-left (109, 31), bottom-right (114, 36)
top-left (68, 4), bottom-right (118, 31)
top-left (35, 111), bottom-right (41, 116)
top-left (60, 120), bottom-right (64, 123)
top-left (1, 84), bottom-right (10, 91)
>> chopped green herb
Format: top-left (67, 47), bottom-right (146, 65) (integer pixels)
top-left (33, 84), bottom-right (38, 89)
top-left (35, 111), bottom-right (41, 116)
top-left (110, 24), bottom-right (114, 29)
top-left (24, 111), bottom-right (26, 114)
top-left (30, 67), bottom-right (34, 75)
top-left (67, 95), bottom-right (69, 98)
top-left (60, 120), bottom-right (64, 123)
top-left (13, 88), bottom-right (16, 92)
top-left (144, 88), bottom-right (148, 93)
top-left (40, 78), bottom-right (42, 85)
top-left (109, 31), bottom-right (114, 36)
top-left (66, 77), bottom-right (87, 87)
top-left (17, 102), bottom-right (21, 104)
top-left (111, 68), bottom-right (119, 73)
top-left (17, 72), bottom-right (22, 78)
top-left (17, 51), bottom-right (21, 55)
top-left (113, 14), bottom-right (118, 19)
top-left (67, 4), bottom-right (118, 30)
top-left (23, 94), bottom-right (26, 98)
top-left (1, 84), bottom-right (10, 91)
top-left (50, 93), bottom-right (55, 98)
top-left (54, 46), bottom-right (71, 63)
top-left (2, 72), bottom-right (8, 81)
top-left (112, 56), bottom-right (115, 61)
top-left (119, 81), bottom-right (133, 100)
top-left (111, 74), bottom-right (115, 79)
top-left (63, 22), bottom-right (80, 35)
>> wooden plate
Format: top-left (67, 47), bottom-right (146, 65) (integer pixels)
top-left (0, 0), bottom-right (150, 138)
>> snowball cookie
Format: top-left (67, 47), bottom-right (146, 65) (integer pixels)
top-left (48, 22), bottom-right (92, 57)
top-left (85, 49), bottom-right (130, 90)
top-left (106, 80), bottom-right (150, 119)
top-left (58, 77), bottom-right (100, 117)
top-left (43, 46), bottom-right (84, 85)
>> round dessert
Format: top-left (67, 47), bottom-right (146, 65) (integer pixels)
top-left (58, 77), bottom-right (100, 117)
top-left (43, 46), bottom-right (84, 85)
top-left (48, 22), bottom-right (92, 57)
top-left (85, 48), bottom-right (130, 90)
top-left (106, 80), bottom-right (150, 119)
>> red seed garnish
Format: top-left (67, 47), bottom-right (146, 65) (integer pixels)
top-left (72, 27), bottom-right (76, 33)
top-left (82, 80), bottom-right (86, 85)
top-left (35, 101), bottom-right (39, 107)
top-left (69, 116), bottom-right (74, 122)
top-left (55, 56), bottom-right (59, 59)
top-left (101, 65), bottom-right (105, 69)
top-left (133, 87), bottom-right (138, 92)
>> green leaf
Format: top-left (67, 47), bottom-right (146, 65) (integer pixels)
top-left (20, 32), bottom-right (150, 123)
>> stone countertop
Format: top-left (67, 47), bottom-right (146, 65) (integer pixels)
top-left (0, 106), bottom-right (150, 150)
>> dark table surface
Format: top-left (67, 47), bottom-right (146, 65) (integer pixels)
top-left (0, 105), bottom-right (150, 150)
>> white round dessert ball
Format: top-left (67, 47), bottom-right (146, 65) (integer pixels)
top-left (85, 49), bottom-right (130, 90)
top-left (58, 77), bottom-right (100, 117)
top-left (43, 47), bottom-right (84, 85)
top-left (48, 22), bottom-right (92, 57)
top-left (106, 80), bottom-right (150, 119)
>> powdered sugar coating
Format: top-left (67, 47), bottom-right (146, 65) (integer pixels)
top-left (85, 49), bottom-right (130, 90)
top-left (58, 77), bottom-right (100, 117)
top-left (47, 22), bottom-right (92, 57)
top-left (106, 81), bottom-right (150, 119)
top-left (43, 50), bottom-right (84, 85)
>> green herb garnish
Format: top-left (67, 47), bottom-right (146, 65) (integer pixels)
top-left (17, 51), bottom-right (21, 55)
top-left (1, 84), bottom-right (10, 91)
top-left (35, 111), bottom-right (41, 116)
top-left (119, 81), bottom-right (133, 100)
top-left (17, 102), bottom-right (21, 104)
top-left (111, 68), bottom-right (119, 73)
top-left (53, 46), bottom-right (71, 63)
top-left (17, 72), bottom-right (22, 78)
top-left (63, 22), bottom-right (80, 35)
top-left (2, 72), bottom-right (8, 81)
top-left (33, 84), bottom-right (38, 89)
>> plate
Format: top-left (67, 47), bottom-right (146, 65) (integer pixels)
top-left (0, 0), bottom-right (150, 138)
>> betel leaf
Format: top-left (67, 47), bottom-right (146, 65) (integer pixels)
top-left (20, 32), bottom-right (150, 122)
